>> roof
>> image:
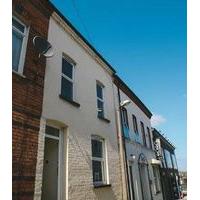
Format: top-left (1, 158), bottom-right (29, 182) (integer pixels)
top-left (113, 75), bottom-right (152, 118)
top-left (48, 0), bottom-right (116, 74)
top-left (152, 128), bottom-right (176, 150)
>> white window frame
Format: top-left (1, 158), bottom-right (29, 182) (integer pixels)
top-left (91, 135), bottom-right (107, 185)
top-left (61, 55), bottom-right (75, 100)
top-left (12, 16), bottom-right (29, 74)
top-left (44, 125), bottom-right (64, 200)
top-left (96, 82), bottom-right (105, 117)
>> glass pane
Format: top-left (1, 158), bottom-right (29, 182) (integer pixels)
top-left (164, 149), bottom-right (172, 168)
top-left (62, 58), bottom-right (73, 79)
top-left (12, 18), bottom-right (25, 33)
top-left (61, 77), bottom-right (73, 100)
top-left (12, 30), bottom-right (23, 71)
top-left (96, 84), bottom-right (103, 99)
top-left (92, 160), bottom-right (102, 182)
top-left (97, 99), bottom-right (104, 117)
top-left (92, 139), bottom-right (103, 158)
top-left (45, 126), bottom-right (59, 137)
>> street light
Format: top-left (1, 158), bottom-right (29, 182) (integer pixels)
top-left (120, 100), bottom-right (131, 107)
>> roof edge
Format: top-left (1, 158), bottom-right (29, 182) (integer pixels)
top-left (47, 0), bottom-right (116, 74)
top-left (113, 74), bottom-right (152, 119)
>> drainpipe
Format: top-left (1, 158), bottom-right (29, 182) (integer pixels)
top-left (116, 86), bottom-right (131, 200)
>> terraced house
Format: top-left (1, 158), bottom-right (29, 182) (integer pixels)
top-left (33, 3), bottom-right (122, 200)
top-left (113, 75), bottom-right (164, 200)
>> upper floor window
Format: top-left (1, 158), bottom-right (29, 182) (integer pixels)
top-left (121, 107), bottom-right (129, 128)
top-left (147, 127), bottom-right (153, 149)
top-left (140, 121), bottom-right (147, 146)
top-left (164, 149), bottom-right (173, 168)
top-left (171, 154), bottom-right (178, 169)
top-left (61, 56), bottom-right (75, 101)
top-left (96, 82), bottom-right (104, 118)
top-left (91, 136), bottom-right (107, 185)
top-left (132, 114), bottom-right (138, 133)
top-left (12, 17), bottom-right (28, 73)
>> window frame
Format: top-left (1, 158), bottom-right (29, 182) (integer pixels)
top-left (147, 127), bottom-right (153, 149)
top-left (132, 114), bottom-right (138, 134)
top-left (140, 121), bottom-right (147, 146)
top-left (96, 82), bottom-right (105, 118)
top-left (91, 135), bottom-right (107, 185)
top-left (121, 107), bottom-right (129, 128)
top-left (12, 16), bottom-right (29, 74)
top-left (61, 55), bottom-right (75, 101)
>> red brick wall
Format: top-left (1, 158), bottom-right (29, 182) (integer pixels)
top-left (12, 1), bottom-right (53, 199)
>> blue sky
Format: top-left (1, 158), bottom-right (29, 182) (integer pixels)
top-left (51, 0), bottom-right (187, 171)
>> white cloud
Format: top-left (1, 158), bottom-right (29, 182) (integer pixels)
top-left (151, 114), bottom-right (166, 127)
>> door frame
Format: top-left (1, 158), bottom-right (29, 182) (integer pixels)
top-left (44, 124), bottom-right (64, 200)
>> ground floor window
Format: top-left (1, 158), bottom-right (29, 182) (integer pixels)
top-left (91, 135), bottom-right (107, 185)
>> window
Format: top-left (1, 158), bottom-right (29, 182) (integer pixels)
top-left (12, 17), bottom-right (28, 73)
top-left (147, 127), bottom-right (153, 149)
top-left (96, 83), bottom-right (104, 118)
top-left (132, 114), bottom-right (138, 133)
top-left (140, 121), bottom-right (147, 146)
top-left (91, 136), bottom-right (106, 185)
top-left (122, 107), bottom-right (129, 128)
top-left (164, 149), bottom-right (172, 168)
top-left (61, 56), bottom-right (75, 100)
top-left (171, 154), bottom-right (178, 169)
top-left (152, 165), bottom-right (161, 194)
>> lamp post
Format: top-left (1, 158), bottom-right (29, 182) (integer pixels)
top-left (116, 98), bottom-right (131, 200)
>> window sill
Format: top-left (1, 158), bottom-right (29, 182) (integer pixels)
top-left (93, 184), bottom-right (111, 188)
top-left (12, 70), bottom-right (26, 79)
top-left (97, 116), bottom-right (110, 123)
top-left (59, 95), bottom-right (80, 108)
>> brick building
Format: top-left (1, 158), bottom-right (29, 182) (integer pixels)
top-left (12, 0), bottom-right (53, 199)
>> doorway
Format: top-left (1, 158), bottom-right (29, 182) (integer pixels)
top-left (129, 164), bottom-right (135, 200)
top-left (138, 153), bottom-right (152, 200)
top-left (41, 125), bottom-right (62, 200)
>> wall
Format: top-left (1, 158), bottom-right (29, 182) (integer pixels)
top-left (34, 14), bottom-right (122, 200)
top-left (12, 0), bottom-right (52, 199)
top-left (113, 84), bottom-right (163, 200)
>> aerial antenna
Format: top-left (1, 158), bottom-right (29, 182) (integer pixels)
top-left (33, 36), bottom-right (54, 58)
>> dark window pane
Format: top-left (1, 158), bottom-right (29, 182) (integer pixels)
top-left (62, 58), bottom-right (73, 79)
top-left (92, 160), bottom-right (102, 182)
top-left (140, 122), bottom-right (146, 146)
top-left (132, 115), bottom-right (138, 133)
top-left (92, 139), bottom-right (102, 158)
top-left (96, 84), bottom-right (103, 99)
top-left (122, 107), bottom-right (129, 128)
top-left (45, 126), bottom-right (59, 137)
top-left (12, 30), bottom-right (23, 71)
top-left (12, 18), bottom-right (25, 33)
top-left (61, 77), bottom-right (73, 100)
top-left (97, 99), bottom-right (104, 117)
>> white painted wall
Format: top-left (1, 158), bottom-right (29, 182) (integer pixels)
top-left (35, 14), bottom-right (122, 200)
top-left (113, 85), bottom-right (163, 200)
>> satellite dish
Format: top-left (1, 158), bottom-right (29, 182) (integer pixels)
top-left (33, 36), bottom-right (54, 58)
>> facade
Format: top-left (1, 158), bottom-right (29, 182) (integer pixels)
top-left (33, 6), bottom-right (122, 200)
top-left (12, 0), bottom-right (53, 199)
top-left (113, 75), bottom-right (163, 200)
top-left (152, 128), bottom-right (180, 200)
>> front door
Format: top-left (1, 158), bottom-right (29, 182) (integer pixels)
top-left (139, 164), bottom-right (151, 200)
top-left (42, 126), bottom-right (60, 200)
